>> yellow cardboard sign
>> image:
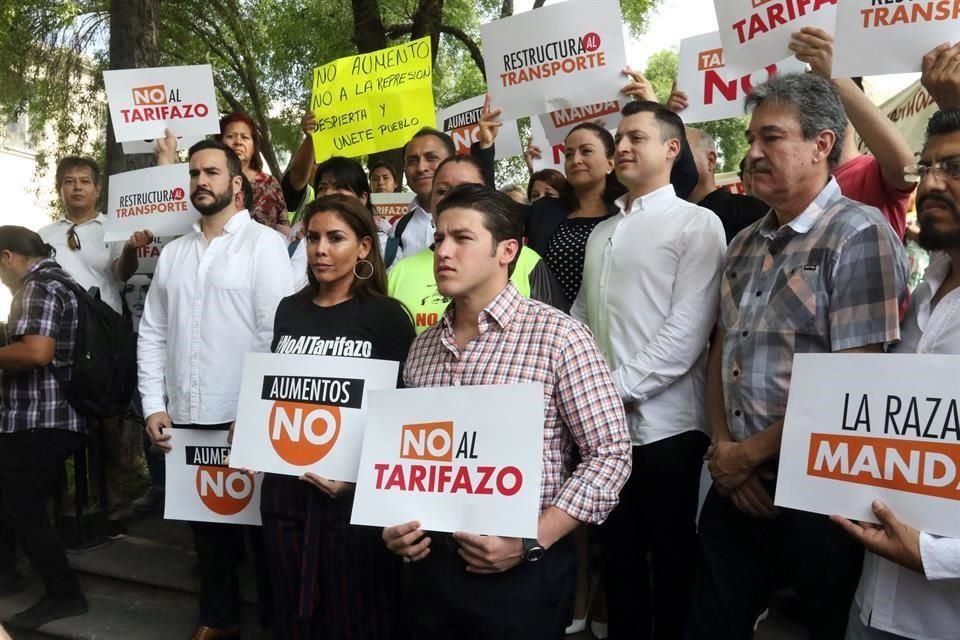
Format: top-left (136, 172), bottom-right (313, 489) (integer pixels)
top-left (310, 37), bottom-right (436, 161)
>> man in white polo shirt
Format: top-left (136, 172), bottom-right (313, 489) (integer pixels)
top-left (38, 156), bottom-right (153, 516)
top-left (571, 100), bottom-right (726, 640)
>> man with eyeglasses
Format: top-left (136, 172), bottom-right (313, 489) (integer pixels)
top-left (833, 108), bottom-right (960, 640)
top-left (38, 156), bottom-right (153, 517)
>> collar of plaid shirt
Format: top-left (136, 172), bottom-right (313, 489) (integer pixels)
top-left (438, 281), bottom-right (521, 350)
top-left (757, 177), bottom-right (841, 240)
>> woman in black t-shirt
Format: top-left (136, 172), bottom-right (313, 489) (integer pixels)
top-left (261, 194), bottom-right (415, 640)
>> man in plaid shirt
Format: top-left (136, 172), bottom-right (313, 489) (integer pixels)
top-left (0, 226), bottom-right (88, 629)
top-left (382, 185), bottom-right (631, 640)
top-left (686, 74), bottom-right (909, 640)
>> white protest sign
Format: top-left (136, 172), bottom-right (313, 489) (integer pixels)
top-left (480, 0), bottom-right (627, 120)
top-left (103, 64), bottom-right (219, 142)
top-left (861, 80), bottom-right (938, 156)
top-left (121, 135), bottom-right (203, 156)
top-left (229, 353), bottom-right (400, 482)
top-left (104, 164), bottom-right (198, 242)
top-left (351, 384), bottom-right (544, 538)
top-left (370, 192), bottom-right (413, 226)
top-left (776, 354), bottom-right (960, 538)
top-left (132, 235), bottom-right (176, 275)
top-left (714, 0), bottom-right (837, 74)
top-left (833, 2), bottom-right (960, 78)
top-left (529, 100), bottom-right (623, 173)
top-left (676, 31), bottom-right (807, 124)
top-left (164, 428), bottom-right (262, 526)
top-left (437, 95), bottom-right (523, 160)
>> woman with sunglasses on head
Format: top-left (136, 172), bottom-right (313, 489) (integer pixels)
top-left (260, 194), bottom-right (415, 640)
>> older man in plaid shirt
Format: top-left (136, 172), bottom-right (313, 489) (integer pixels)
top-left (686, 74), bottom-right (909, 640)
top-left (382, 185), bottom-right (631, 640)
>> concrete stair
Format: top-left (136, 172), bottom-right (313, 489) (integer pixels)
top-left (0, 515), bottom-right (269, 640)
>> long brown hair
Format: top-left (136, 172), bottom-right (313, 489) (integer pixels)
top-left (300, 194), bottom-right (388, 299)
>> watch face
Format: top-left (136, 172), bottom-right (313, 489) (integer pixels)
top-left (526, 546), bottom-right (545, 562)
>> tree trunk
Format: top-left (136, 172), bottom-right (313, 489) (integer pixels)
top-left (105, 0), bottom-right (160, 189)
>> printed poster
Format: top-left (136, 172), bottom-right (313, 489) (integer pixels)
top-left (103, 64), bottom-right (219, 142)
top-left (121, 135), bottom-right (203, 156)
top-left (229, 353), bottom-right (400, 482)
top-left (104, 164), bottom-right (198, 242)
top-left (437, 94), bottom-right (523, 160)
top-left (529, 101), bottom-right (623, 174)
top-left (370, 192), bottom-right (413, 226)
top-left (776, 354), bottom-right (960, 538)
top-left (480, 0), bottom-right (627, 120)
top-left (164, 428), bottom-right (262, 526)
top-left (351, 384), bottom-right (545, 538)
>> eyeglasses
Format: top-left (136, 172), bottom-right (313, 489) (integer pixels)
top-left (903, 159), bottom-right (960, 183)
top-left (67, 224), bottom-right (81, 251)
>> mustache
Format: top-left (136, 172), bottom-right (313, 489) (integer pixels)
top-left (192, 188), bottom-right (215, 198)
top-left (751, 161), bottom-right (772, 173)
top-left (917, 193), bottom-right (960, 218)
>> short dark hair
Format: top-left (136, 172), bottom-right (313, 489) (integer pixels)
top-left (744, 73), bottom-right (848, 167)
top-left (188, 140), bottom-right (243, 178)
top-left (0, 226), bottom-right (54, 259)
top-left (434, 155), bottom-right (490, 187)
top-left (55, 156), bottom-right (100, 189)
top-left (403, 127), bottom-right (456, 159)
top-left (215, 112), bottom-right (263, 171)
top-left (926, 108), bottom-right (960, 141)
top-left (240, 174), bottom-right (254, 211)
top-left (435, 184), bottom-right (522, 276)
top-left (620, 100), bottom-right (685, 147)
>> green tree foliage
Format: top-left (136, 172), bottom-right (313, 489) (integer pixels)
top-left (643, 48), bottom-right (749, 174)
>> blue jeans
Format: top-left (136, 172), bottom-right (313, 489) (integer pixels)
top-left (846, 603), bottom-right (911, 640)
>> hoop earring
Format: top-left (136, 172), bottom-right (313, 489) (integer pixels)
top-left (353, 258), bottom-right (374, 280)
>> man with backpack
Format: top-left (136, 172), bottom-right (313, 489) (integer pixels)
top-left (0, 226), bottom-right (89, 629)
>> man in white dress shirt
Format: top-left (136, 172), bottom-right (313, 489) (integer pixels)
top-left (38, 156), bottom-right (154, 514)
top-left (834, 109), bottom-right (960, 640)
top-left (139, 140), bottom-right (293, 640)
top-left (571, 100), bottom-right (726, 640)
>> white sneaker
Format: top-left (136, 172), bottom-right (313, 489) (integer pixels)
top-left (565, 618), bottom-right (587, 635)
top-left (591, 621), bottom-right (608, 639)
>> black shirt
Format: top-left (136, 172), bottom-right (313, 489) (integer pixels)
top-left (697, 188), bottom-right (769, 245)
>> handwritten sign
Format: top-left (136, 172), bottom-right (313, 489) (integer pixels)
top-left (351, 384), bottom-right (544, 538)
top-left (370, 192), bottom-right (412, 225)
top-left (310, 37), bottom-right (436, 161)
top-left (165, 428), bottom-right (262, 526)
top-left (714, 0), bottom-right (838, 74)
top-left (480, 0), bottom-right (627, 120)
top-left (676, 31), bottom-right (807, 124)
top-left (103, 65), bottom-right (219, 143)
top-left (437, 95), bottom-right (523, 160)
top-left (229, 353), bottom-right (399, 482)
top-left (776, 354), bottom-right (960, 538)
top-left (104, 164), bottom-right (198, 242)
top-left (833, 1), bottom-right (960, 77)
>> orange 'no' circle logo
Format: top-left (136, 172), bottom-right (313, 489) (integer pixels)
top-left (195, 466), bottom-right (254, 516)
top-left (268, 401), bottom-right (342, 466)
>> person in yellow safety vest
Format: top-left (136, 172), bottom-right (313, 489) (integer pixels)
top-left (389, 155), bottom-right (565, 334)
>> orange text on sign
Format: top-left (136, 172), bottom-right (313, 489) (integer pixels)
top-left (269, 401), bottom-right (342, 466)
top-left (807, 433), bottom-right (960, 501)
top-left (132, 84), bottom-right (167, 105)
top-left (196, 466), bottom-right (254, 516)
top-left (861, 0), bottom-right (960, 28)
top-left (400, 421), bottom-right (454, 462)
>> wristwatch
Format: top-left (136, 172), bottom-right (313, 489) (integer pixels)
top-left (521, 537), bottom-right (546, 562)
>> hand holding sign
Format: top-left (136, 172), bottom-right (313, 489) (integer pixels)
top-left (789, 26), bottom-right (834, 79)
top-left (453, 531), bottom-right (524, 574)
top-left (620, 67), bottom-right (658, 102)
top-left (146, 411), bottom-right (173, 452)
top-left (831, 500), bottom-right (923, 573)
top-left (666, 82), bottom-right (689, 113)
top-left (154, 128), bottom-right (178, 166)
top-left (301, 473), bottom-right (355, 499)
top-left (922, 42), bottom-right (960, 110)
top-left (383, 521), bottom-right (432, 562)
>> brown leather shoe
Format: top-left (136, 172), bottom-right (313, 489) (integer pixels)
top-left (190, 625), bottom-right (240, 640)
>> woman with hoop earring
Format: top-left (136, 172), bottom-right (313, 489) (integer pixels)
top-left (260, 193), bottom-right (415, 639)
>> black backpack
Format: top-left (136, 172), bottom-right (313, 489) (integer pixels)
top-left (43, 271), bottom-right (137, 418)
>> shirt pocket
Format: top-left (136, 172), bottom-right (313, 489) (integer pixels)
top-left (211, 254), bottom-right (252, 290)
top-left (764, 267), bottom-right (824, 334)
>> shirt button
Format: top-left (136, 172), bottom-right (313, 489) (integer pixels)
top-left (741, 331), bottom-right (749, 337)
top-left (732, 370), bottom-right (740, 377)
top-left (734, 410), bottom-right (742, 417)
top-left (755, 290), bottom-right (762, 297)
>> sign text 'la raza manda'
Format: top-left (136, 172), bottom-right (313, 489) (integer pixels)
top-left (351, 384), bottom-right (544, 539)
top-left (776, 354), bottom-right (960, 538)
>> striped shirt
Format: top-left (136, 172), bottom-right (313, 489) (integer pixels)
top-left (1, 259), bottom-right (83, 434)
top-left (404, 282), bottom-right (631, 524)
top-left (719, 178), bottom-right (907, 442)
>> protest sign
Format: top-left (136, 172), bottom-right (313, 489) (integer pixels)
top-left (104, 164), bottom-right (197, 242)
top-left (437, 95), bottom-right (523, 160)
top-left (103, 65), bottom-right (219, 143)
top-left (833, 1), bottom-right (960, 78)
top-left (309, 37), bottom-right (435, 161)
top-left (776, 354), bottom-right (960, 538)
top-left (529, 100), bottom-right (623, 173)
top-left (164, 428), bottom-right (262, 526)
top-left (121, 135), bottom-right (203, 156)
top-left (861, 80), bottom-right (938, 156)
top-left (132, 235), bottom-right (176, 275)
top-left (676, 31), bottom-right (807, 124)
top-left (351, 383), bottom-right (544, 538)
top-left (714, 0), bottom-right (838, 74)
top-left (480, 0), bottom-right (627, 120)
top-left (229, 353), bottom-right (400, 482)
top-left (370, 192), bottom-right (413, 226)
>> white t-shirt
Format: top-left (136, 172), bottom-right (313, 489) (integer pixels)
top-left (39, 215), bottom-right (125, 313)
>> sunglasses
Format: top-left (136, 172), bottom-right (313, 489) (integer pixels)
top-left (67, 224), bottom-right (81, 251)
